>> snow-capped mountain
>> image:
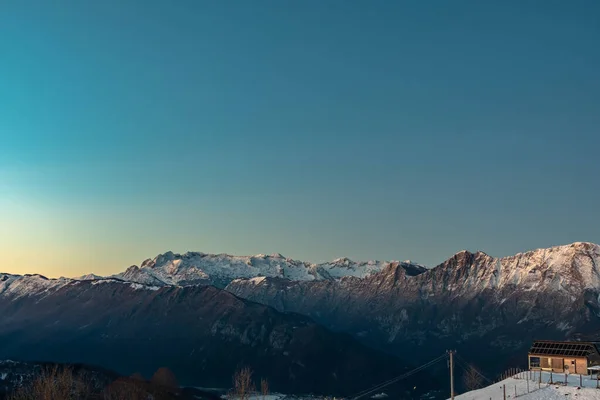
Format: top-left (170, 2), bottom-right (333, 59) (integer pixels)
top-left (227, 241), bottom-right (600, 300)
top-left (226, 242), bottom-right (600, 384)
top-left (424, 241), bottom-right (600, 294)
top-left (0, 273), bottom-right (70, 299)
top-left (91, 242), bottom-right (600, 295)
top-left (111, 251), bottom-right (426, 288)
top-left (2, 242), bottom-right (600, 396)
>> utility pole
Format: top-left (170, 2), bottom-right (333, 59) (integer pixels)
top-left (447, 350), bottom-right (455, 400)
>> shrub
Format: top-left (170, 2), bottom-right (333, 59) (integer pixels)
top-left (103, 378), bottom-right (148, 400)
top-left (151, 367), bottom-right (178, 389)
top-left (130, 372), bottom-right (145, 381)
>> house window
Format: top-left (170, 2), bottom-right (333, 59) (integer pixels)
top-left (572, 361), bottom-right (575, 365)
top-left (530, 357), bottom-right (541, 368)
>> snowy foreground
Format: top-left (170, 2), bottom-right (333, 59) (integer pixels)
top-left (225, 395), bottom-right (325, 400)
top-left (454, 371), bottom-right (600, 400)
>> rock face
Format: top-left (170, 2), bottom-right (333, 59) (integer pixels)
top-left (0, 277), bottom-right (433, 397)
top-left (226, 242), bottom-right (600, 378)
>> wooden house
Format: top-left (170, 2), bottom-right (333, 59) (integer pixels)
top-left (528, 340), bottom-right (600, 374)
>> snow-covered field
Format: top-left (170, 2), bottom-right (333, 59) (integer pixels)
top-left (225, 394), bottom-right (325, 400)
top-left (454, 371), bottom-right (600, 400)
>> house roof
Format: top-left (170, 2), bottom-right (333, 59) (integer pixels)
top-left (529, 340), bottom-right (600, 358)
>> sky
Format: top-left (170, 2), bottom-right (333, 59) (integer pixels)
top-left (1, 0), bottom-right (599, 278)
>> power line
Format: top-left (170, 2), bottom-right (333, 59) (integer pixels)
top-left (349, 353), bottom-right (448, 400)
top-left (350, 354), bottom-right (446, 400)
top-left (454, 354), bottom-right (493, 384)
top-left (349, 351), bottom-right (495, 400)
top-left (454, 354), bottom-right (494, 385)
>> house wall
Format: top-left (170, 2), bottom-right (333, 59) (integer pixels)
top-left (576, 358), bottom-right (588, 374)
top-left (541, 357), bottom-right (551, 369)
top-left (551, 358), bottom-right (563, 372)
top-left (528, 355), bottom-right (588, 374)
top-left (562, 357), bottom-right (589, 374)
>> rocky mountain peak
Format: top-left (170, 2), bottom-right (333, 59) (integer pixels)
top-left (140, 258), bottom-right (155, 268)
top-left (378, 261), bottom-right (428, 284)
top-left (153, 251), bottom-right (177, 266)
top-left (416, 242), bottom-right (600, 295)
top-left (571, 241), bottom-right (599, 250)
top-left (435, 249), bottom-right (493, 271)
top-left (124, 265), bottom-right (141, 274)
top-left (331, 257), bottom-right (354, 264)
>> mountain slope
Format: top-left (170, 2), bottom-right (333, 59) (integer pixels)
top-left (226, 242), bottom-right (600, 379)
top-left (0, 275), bottom-right (434, 397)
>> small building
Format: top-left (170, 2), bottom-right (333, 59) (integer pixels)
top-left (528, 340), bottom-right (600, 375)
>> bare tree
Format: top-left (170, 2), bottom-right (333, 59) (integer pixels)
top-left (9, 366), bottom-right (89, 400)
top-left (232, 367), bottom-right (254, 400)
top-left (260, 378), bottom-right (269, 400)
top-left (463, 365), bottom-right (484, 391)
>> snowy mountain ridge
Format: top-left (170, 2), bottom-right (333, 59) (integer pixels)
top-left (429, 241), bottom-right (600, 295)
top-left (0, 273), bottom-right (161, 300)
top-left (1, 242), bottom-right (598, 297)
top-left (111, 250), bottom-right (427, 288)
top-left (0, 273), bottom-right (71, 299)
top-left (112, 241), bottom-right (600, 292)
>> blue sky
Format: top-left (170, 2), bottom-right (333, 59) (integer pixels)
top-left (1, 0), bottom-right (598, 277)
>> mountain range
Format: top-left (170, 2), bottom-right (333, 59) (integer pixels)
top-left (2, 242), bottom-right (600, 397)
top-left (0, 273), bottom-right (433, 398)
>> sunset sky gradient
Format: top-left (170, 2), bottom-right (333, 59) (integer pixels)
top-left (1, 0), bottom-right (599, 277)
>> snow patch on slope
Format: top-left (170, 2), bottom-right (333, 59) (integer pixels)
top-left (73, 273), bottom-right (104, 281)
top-left (89, 278), bottom-right (161, 291)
